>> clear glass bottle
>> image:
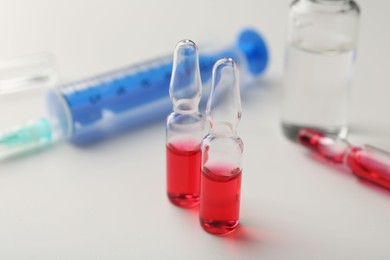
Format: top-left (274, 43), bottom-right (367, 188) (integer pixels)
top-left (166, 40), bottom-right (205, 208)
top-left (281, 0), bottom-right (360, 141)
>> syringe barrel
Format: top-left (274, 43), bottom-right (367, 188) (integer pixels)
top-left (47, 29), bottom-right (268, 144)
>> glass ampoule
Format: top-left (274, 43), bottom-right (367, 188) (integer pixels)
top-left (166, 40), bottom-right (205, 208)
top-left (200, 58), bottom-right (243, 235)
top-left (298, 128), bottom-right (390, 190)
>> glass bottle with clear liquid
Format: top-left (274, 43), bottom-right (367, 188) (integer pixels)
top-left (281, 0), bottom-right (360, 141)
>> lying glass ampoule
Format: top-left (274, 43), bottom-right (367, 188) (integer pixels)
top-left (166, 40), bottom-right (205, 207)
top-left (298, 128), bottom-right (390, 190)
top-left (200, 58), bottom-right (243, 235)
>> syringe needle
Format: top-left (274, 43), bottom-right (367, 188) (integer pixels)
top-left (0, 118), bottom-right (57, 160)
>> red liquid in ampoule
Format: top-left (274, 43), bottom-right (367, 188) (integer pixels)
top-left (200, 165), bottom-right (242, 235)
top-left (166, 140), bottom-right (201, 207)
top-left (347, 147), bottom-right (390, 190)
top-left (298, 128), bottom-right (347, 164)
top-left (298, 128), bottom-right (325, 149)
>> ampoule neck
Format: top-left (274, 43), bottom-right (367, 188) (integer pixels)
top-left (172, 99), bottom-right (199, 115)
top-left (210, 122), bottom-right (238, 138)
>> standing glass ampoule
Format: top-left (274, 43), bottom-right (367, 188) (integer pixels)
top-left (200, 58), bottom-right (243, 235)
top-left (166, 40), bottom-right (205, 208)
top-left (281, 0), bottom-right (360, 141)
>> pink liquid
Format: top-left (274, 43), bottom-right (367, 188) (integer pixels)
top-left (200, 165), bottom-right (242, 235)
top-left (166, 140), bottom-right (201, 207)
top-left (299, 128), bottom-right (390, 191)
top-left (347, 147), bottom-right (390, 190)
top-left (298, 128), bottom-right (347, 164)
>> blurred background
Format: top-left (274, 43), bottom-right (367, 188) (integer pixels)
top-left (0, 0), bottom-right (389, 259)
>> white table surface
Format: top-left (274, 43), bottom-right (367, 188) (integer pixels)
top-left (0, 0), bottom-right (389, 259)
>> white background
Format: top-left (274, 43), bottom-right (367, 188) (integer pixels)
top-left (0, 0), bottom-right (389, 259)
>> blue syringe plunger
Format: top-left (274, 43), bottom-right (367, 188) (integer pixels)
top-left (237, 28), bottom-right (268, 75)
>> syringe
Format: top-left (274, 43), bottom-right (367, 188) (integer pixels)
top-left (298, 128), bottom-right (390, 190)
top-left (0, 28), bottom-right (268, 158)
